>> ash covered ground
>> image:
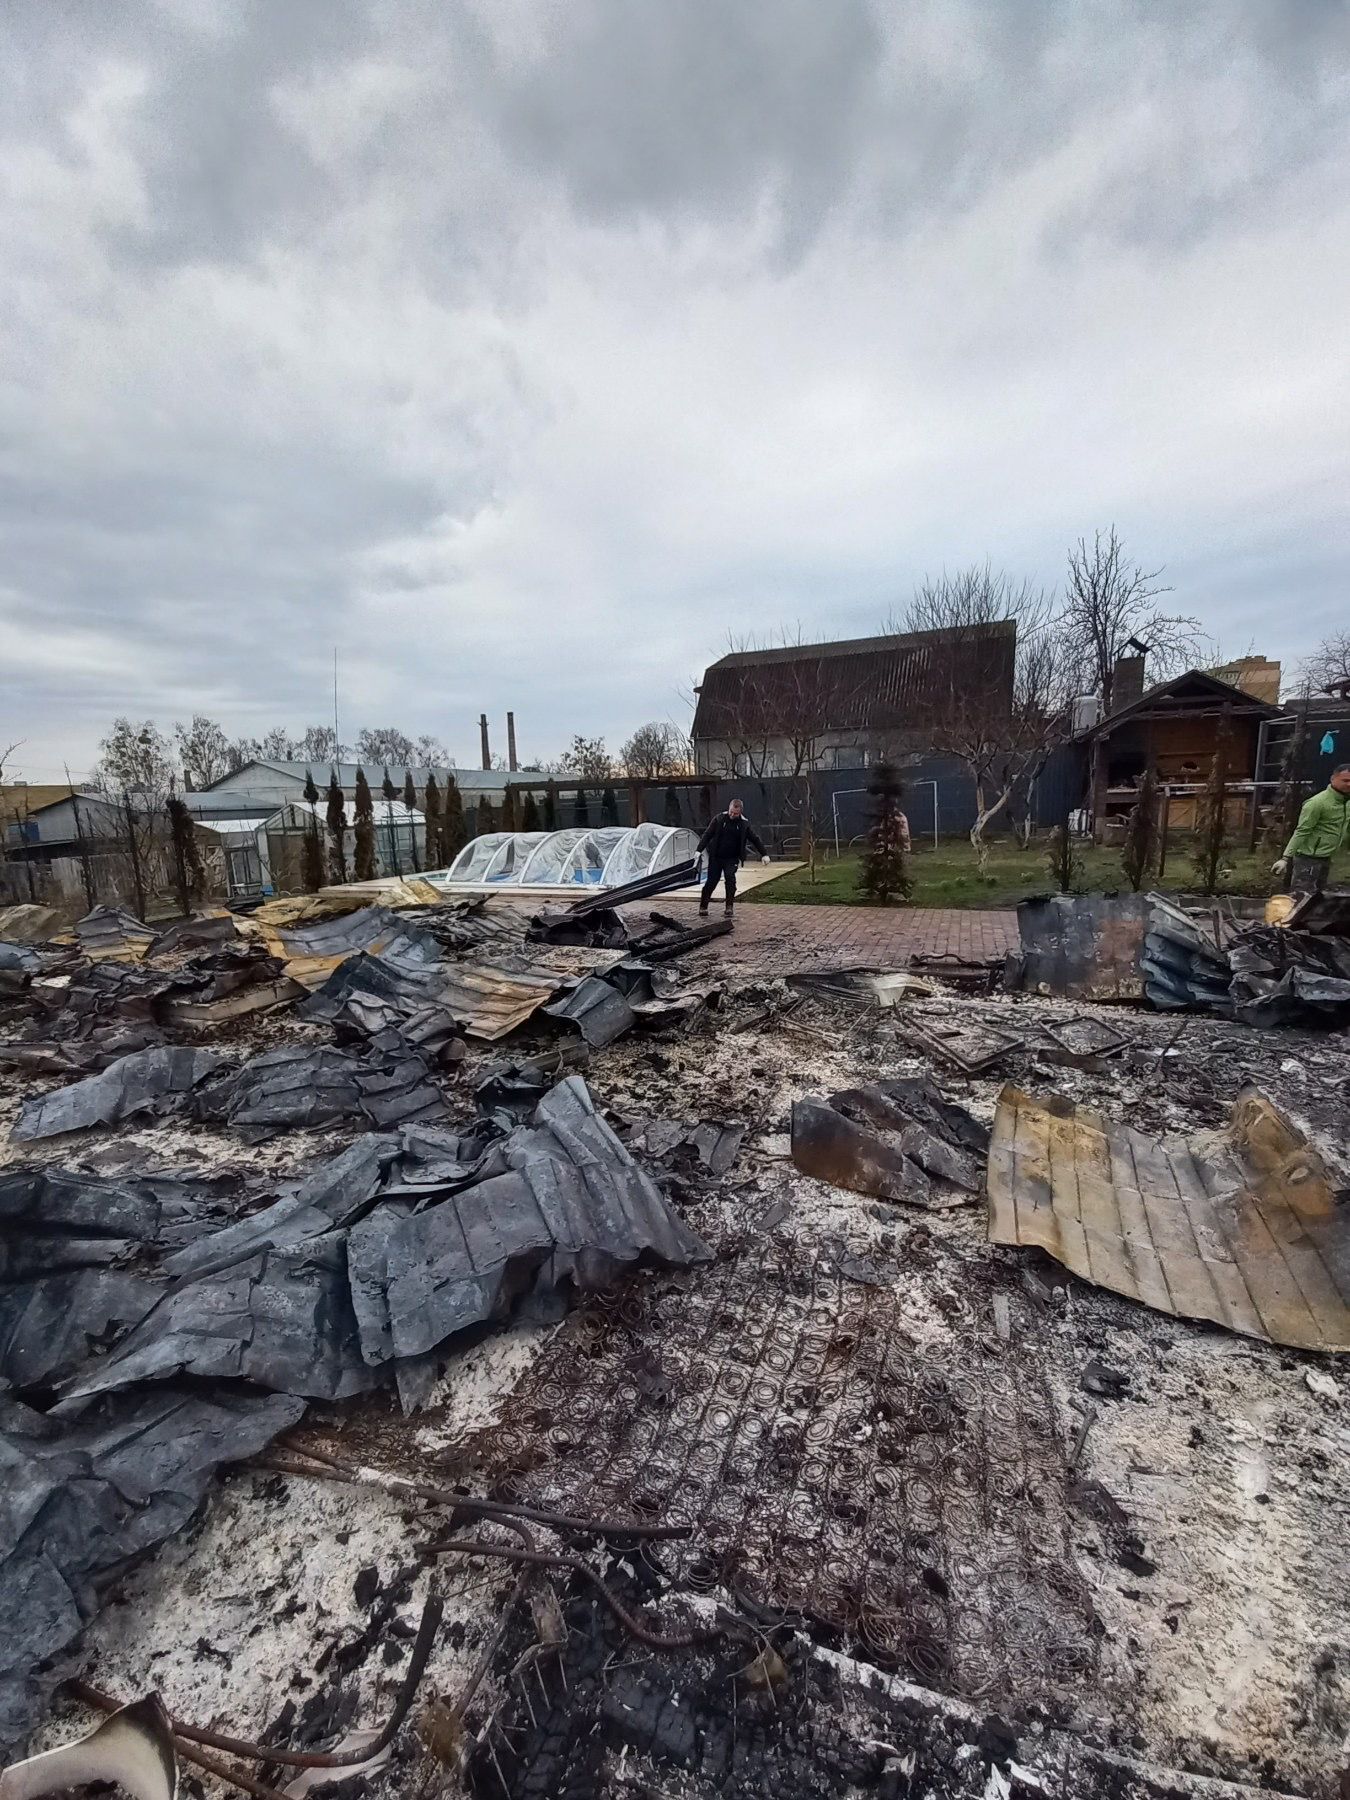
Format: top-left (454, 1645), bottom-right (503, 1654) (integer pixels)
top-left (1, 911), bottom-right (1347, 1800)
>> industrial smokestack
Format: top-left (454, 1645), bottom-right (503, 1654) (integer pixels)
top-left (479, 714), bottom-right (491, 770)
top-left (506, 711), bottom-right (518, 772)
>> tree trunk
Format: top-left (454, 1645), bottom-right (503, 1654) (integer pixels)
top-left (123, 792), bottom-right (147, 921)
top-left (969, 779), bottom-right (1016, 873)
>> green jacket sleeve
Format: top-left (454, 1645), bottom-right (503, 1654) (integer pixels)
top-left (1284, 789), bottom-right (1348, 859)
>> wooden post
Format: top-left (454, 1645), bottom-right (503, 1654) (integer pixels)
top-left (69, 782), bottom-right (96, 911)
top-left (1157, 787), bottom-right (1171, 880)
top-left (123, 790), bottom-right (146, 920)
top-left (1247, 716), bottom-right (1269, 850)
top-left (1090, 734), bottom-right (1107, 844)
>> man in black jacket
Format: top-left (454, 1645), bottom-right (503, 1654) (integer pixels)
top-left (697, 798), bottom-right (768, 918)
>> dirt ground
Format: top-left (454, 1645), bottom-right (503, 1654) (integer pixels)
top-left (3, 943), bottom-right (1347, 1799)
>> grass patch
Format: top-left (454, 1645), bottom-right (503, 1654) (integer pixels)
top-left (747, 837), bottom-right (1349, 910)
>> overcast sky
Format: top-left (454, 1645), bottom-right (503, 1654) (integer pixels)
top-left (2, 1), bottom-right (1347, 780)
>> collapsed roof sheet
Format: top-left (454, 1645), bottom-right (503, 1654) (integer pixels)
top-left (1004, 893), bottom-right (1151, 1001)
top-left (792, 1077), bottom-right (987, 1209)
top-left (437, 960), bottom-right (565, 1040)
top-left (11, 1046), bottom-right (230, 1142)
top-left (988, 1085), bottom-right (1350, 1351)
top-left (74, 906), bottom-right (157, 963)
top-left (0, 904), bottom-right (64, 945)
top-left (197, 1043), bottom-right (446, 1140)
top-left (0, 1386), bottom-right (305, 1753)
top-left (248, 904), bottom-right (441, 989)
top-left (348, 1078), bottom-right (711, 1367)
top-left (1229, 926), bottom-right (1350, 1028)
top-left (45, 1078), bottom-right (708, 1405)
top-left (245, 879), bottom-right (445, 931)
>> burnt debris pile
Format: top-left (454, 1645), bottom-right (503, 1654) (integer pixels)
top-left (1, 877), bottom-right (1347, 1800)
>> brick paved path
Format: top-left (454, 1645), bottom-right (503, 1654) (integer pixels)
top-left (621, 902), bottom-right (1017, 973)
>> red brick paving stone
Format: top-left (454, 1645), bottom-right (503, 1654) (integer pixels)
top-left (618, 901), bottom-right (1017, 976)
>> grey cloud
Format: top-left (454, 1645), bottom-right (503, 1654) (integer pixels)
top-left (0, 1), bottom-right (1345, 779)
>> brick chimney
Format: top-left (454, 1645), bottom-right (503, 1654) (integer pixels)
top-left (506, 711), bottom-right (518, 772)
top-left (1111, 652), bottom-right (1146, 712)
top-left (479, 714), bottom-right (491, 770)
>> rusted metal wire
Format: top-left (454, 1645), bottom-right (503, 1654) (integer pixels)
top-left (448, 1240), bottom-right (1100, 1702)
top-left (265, 1440), bottom-right (691, 1541)
top-left (428, 1536), bottom-right (737, 1652)
top-left (67, 1682), bottom-right (290, 1800)
top-left (72, 1594), bottom-right (441, 1772)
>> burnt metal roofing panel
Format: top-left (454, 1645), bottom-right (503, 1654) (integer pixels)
top-left (1004, 894), bottom-right (1152, 1001)
top-left (988, 1085), bottom-right (1350, 1352)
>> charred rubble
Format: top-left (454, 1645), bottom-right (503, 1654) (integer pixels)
top-left (0, 879), bottom-right (1347, 1800)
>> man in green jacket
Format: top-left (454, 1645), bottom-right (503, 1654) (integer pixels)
top-left (1273, 764), bottom-right (1350, 892)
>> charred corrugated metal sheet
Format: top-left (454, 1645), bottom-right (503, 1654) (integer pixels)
top-left (792, 1077), bottom-right (986, 1209)
top-left (11, 1046), bottom-right (231, 1141)
top-left (1229, 926), bottom-right (1350, 1027)
top-left (439, 961), bottom-right (565, 1040)
top-left (49, 1077), bottom-right (710, 1404)
top-left (541, 975), bottom-right (636, 1047)
top-left (1004, 893), bottom-right (1151, 1001)
top-left (0, 905), bottom-right (64, 945)
top-left (988, 1085), bottom-right (1350, 1352)
top-left (1140, 898), bottom-right (1233, 1011)
top-left (74, 906), bottom-right (157, 963)
top-left (0, 1387), bottom-right (306, 1753)
top-left (1007, 893), bottom-right (1238, 1010)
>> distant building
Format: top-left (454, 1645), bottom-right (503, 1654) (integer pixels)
top-left (690, 624), bottom-right (1016, 776)
top-left (1081, 666), bottom-right (1282, 838)
top-left (0, 782), bottom-right (76, 843)
top-left (192, 761), bottom-right (528, 820)
top-left (3, 790), bottom-right (123, 855)
top-left (1207, 654), bottom-right (1282, 705)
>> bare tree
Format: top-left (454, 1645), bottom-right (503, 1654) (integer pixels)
top-left (300, 725), bottom-right (340, 764)
top-left (705, 629), bottom-right (871, 877)
top-left (705, 629), bottom-right (864, 786)
top-left (94, 718), bottom-right (175, 796)
top-left (1266, 686), bottom-right (1310, 852)
top-left (0, 740), bottom-right (23, 784)
top-left (357, 726), bottom-right (416, 766)
top-left (545, 736), bottom-right (613, 781)
top-left (173, 715), bottom-right (233, 789)
top-left (94, 720), bottom-right (175, 903)
top-left (620, 722), bottom-right (691, 779)
top-left (900, 569), bottom-right (1073, 869)
top-left (1064, 527), bottom-right (1203, 708)
top-left (414, 733), bottom-right (451, 764)
top-left (1301, 631), bottom-right (1350, 694)
top-left (65, 763), bottom-right (96, 910)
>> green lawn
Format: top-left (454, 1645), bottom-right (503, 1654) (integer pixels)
top-left (747, 837), bottom-right (1348, 910)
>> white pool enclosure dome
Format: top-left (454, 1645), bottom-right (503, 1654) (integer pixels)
top-left (430, 822), bottom-right (701, 889)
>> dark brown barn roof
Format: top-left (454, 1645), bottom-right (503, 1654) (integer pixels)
top-left (691, 623), bottom-right (1016, 742)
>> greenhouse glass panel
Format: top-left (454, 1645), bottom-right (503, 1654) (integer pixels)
top-left (446, 834), bottom-right (511, 882)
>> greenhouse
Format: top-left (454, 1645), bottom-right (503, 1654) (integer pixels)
top-left (429, 822), bottom-right (700, 888)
